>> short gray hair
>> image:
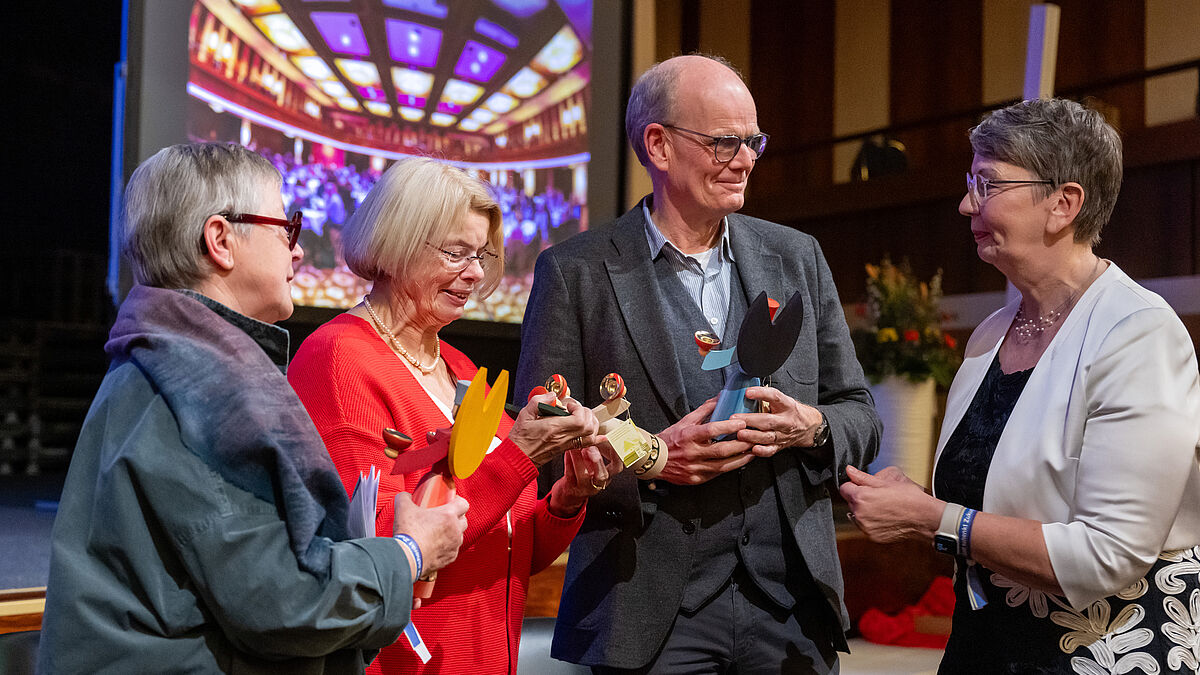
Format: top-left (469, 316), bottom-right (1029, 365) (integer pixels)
top-left (122, 142), bottom-right (280, 288)
top-left (970, 98), bottom-right (1122, 245)
top-left (625, 54), bottom-right (743, 167)
top-left (341, 156), bottom-right (504, 298)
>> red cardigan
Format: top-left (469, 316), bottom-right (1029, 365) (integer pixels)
top-left (288, 314), bottom-right (583, 674)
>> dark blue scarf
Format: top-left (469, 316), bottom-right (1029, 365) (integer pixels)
top-left (105, 285), bottom-right (350, 577)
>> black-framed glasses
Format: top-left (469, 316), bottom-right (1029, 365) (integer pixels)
top-left (425, 242), bottom-right (498, 273)
top-left (662, 124), bottom-right (769, 162)
top-left (222, 211), bottom-right (304, 250)
top-left (965, 173), bottom-right (1055, 206)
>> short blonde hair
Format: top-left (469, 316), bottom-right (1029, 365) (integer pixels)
top-left (343, 156), bottom-right (504, 298)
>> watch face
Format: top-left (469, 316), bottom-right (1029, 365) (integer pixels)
top-left (934, 534), bottom-right (957, 555)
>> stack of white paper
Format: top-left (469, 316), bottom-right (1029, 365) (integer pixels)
top-left (347, 465), bottom-right (380, 539)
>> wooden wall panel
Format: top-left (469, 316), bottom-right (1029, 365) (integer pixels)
top-left (747, 0), bottom-right (835, 202)
top-left (1054, 0), bottom-right (1145, 130)
top-left (888, 0), bottom-right (982, 174)
top-left (1100, 160), bottom-right (1198, 278)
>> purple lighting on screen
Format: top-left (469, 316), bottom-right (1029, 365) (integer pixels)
top-left (386, 19), bottom-right (442, 68)
top-left (454, 41), bottom-right (506, 82)
top-left (491, 0), bottom-right (548, 19)
top-left (397, 95), bottom-right (427, 107)
top-left (474, 18), bottom-right (518, 49)
top-left (310, 13), bottom-right (370, 57)
top-left (381, 0), bottom-right (449, 19)
top-left (359, 86), bottom-right (386, 101)
top-left (437, 101), bottom-right (463, 114)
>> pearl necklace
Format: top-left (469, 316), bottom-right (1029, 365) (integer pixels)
top-left (363, 296), bottom-right (440, 375)
top-left (1012, 294), bottom-right (1075, 343)
top-left (1012, 258), bottom-right (1102, 344)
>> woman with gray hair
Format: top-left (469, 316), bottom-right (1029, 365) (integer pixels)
top-left (289, 156), bottom-right (617, 674)
top-left (39, 142), bottom-right (469, 674)
top-left (841, 99), bottom-right (1200, 672)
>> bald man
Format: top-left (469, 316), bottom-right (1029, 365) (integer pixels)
top-left (516, 55), bottom-right (881, 673)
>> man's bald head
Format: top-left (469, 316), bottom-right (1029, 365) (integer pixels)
top-left (625, 54), bottom-right (747, 167)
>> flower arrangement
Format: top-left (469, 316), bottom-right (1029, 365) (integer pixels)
top-left (852, 257), bottom-right (961, 388)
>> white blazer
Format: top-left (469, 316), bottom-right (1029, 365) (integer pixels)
top-left (932, 263), bottom-right (1200, 610)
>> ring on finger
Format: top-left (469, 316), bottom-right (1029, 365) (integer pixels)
top-left (589, 477), bottom-right (607, 491)
top-left (571, 436), bottom-right (584, 450)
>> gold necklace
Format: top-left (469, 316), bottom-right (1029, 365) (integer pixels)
top-left (363, 296), bottom-right (440, 375)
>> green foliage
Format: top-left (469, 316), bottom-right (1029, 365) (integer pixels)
top-left (851, 257), bottom-right (962, 388)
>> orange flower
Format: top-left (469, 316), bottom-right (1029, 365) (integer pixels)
top-left (945, 334), bottom-right (957, 349)
top-left (904, 329), bottom-right (920, 342)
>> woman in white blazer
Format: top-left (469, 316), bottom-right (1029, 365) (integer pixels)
top-left (841, 98), bottom-right (1200, 674)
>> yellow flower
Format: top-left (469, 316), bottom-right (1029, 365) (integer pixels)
top-left (877, 327), bottom-right (899, 343)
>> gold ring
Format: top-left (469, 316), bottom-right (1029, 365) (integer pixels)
top-left (572, 436), bottom-right (584, 450)
top-left (590, 477), bottom-right (607, 491)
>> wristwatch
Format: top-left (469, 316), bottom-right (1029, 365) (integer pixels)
top-left (812, 413), bottom-right (830, 446)
top-left (933, 502), bottom-right (966, 556)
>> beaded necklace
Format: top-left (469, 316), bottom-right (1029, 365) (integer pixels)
top-left (363, 296), bottom-right (440, 375)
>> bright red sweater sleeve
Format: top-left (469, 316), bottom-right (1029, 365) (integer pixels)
top-left (288, 314), bottom-right (582, 673)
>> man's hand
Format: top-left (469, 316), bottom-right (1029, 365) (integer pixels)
top-left (657, 398), bottom-right (754, 485)
top-left (731, 386), bottom-right (824, 455)
top-left (392, 491), bottom-right (469, 582)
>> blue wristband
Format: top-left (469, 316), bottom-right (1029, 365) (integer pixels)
top-left (393, 533), bottom-right (423, 579)
top-left (958, 508), bottom-right (978, 559)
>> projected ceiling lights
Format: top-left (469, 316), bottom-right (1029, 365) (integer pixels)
top-left (336, 96), bottom-right (362, 111)
top-left (532, 26), bottom-right (583, 74)
top-left (253, 14), bottom-right (312, 52)
top-left (232, 0), bottom-right (282, 12)
top-left (317, 80), bottom-right (350, 98)
top-left (364, 101), bottom-right (393, 117)
top-left (441, 79), bottom-right (484, 106)
top-left (311, 12), bottom-right (369, 56)
top-left (430, 113), bottom-right (456, 127)
top-left (482, 92), bottom-right (519, 113)
top-left (502, 67), bottom-right (547, 98)
top-left (454, 41), bottom-right (506, 83)
top-left (399, 106), bottom-right (425, 122)
top-left (492, 0), bottom-right (549, 19)
top-left (474, 18), bottom-right (518, 49)
top-left (335, 59), bottom-right (381, 87)
top-left (381, 0), bottom-right (448, 19)
top-left (386, 19), bottom-right (442, 68)
top-left (458, 119), bottom-right (484, 132)
top-left (292, 56), bottom-right (334, 81)
top-left (391, 67), bottom-right (434, 97)
top-left (468, 108), bottom-right (498, 123)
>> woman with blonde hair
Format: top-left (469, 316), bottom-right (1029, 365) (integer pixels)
top-left (289, 156), bottom-right (616, 673)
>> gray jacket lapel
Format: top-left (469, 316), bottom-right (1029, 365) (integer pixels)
top-left (728, 215), bottom-right (783, 302)
top-left (605, 207), bottom-right (690, 421)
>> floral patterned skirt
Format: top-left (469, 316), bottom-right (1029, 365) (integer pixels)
top-left (938, 547), bottom-right (1200, 674)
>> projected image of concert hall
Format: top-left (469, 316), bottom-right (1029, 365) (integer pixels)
top-left (186, 0), bottom-right (591, 322)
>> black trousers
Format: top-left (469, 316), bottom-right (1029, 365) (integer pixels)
top-left (593, 565), bottom-right (839, 675)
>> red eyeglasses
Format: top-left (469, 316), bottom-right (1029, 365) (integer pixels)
top-left (222, 211), bottom-right (304, 250)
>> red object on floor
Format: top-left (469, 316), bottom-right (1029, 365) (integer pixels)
top-left (857, 576), bottom-right (955, 649)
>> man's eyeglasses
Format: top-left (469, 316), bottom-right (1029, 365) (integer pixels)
top-left (965, 173), bottom-right (1055, 206)
top-left (222, 211), bottom-right (304, 250)
top-left (426, 242), bottom-right (498, 273)
top-left (662, 124), bottom-right (769, 163)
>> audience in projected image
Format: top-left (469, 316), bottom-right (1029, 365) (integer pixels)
top-left (232, 147), bottom-right (587, 317)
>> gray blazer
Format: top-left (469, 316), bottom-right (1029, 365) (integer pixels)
top-left (515, 201), bottom-right (881, 668)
